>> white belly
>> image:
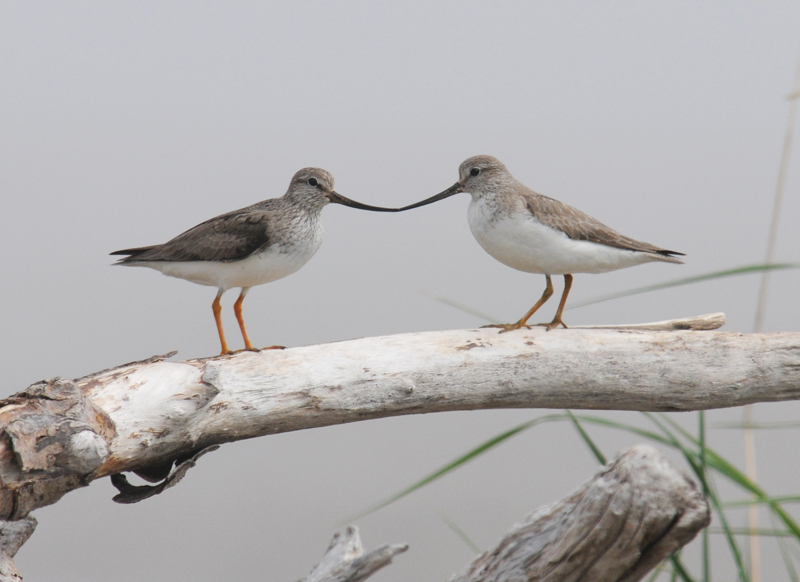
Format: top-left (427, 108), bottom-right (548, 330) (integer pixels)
top-left (131, 238), bottom-right (323, 291)
top-left (468, 201), bottom-right (657, 275)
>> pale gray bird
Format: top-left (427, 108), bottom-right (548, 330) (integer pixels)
top-left (112, 168), bottom-right (395, 354)
top-left (400, 155), bottom-right (684, 331)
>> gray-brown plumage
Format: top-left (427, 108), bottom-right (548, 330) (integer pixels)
top-left (112, 167), bottom-right (395, 354)
top-left (112, 209), bottom-right (272, 264)
top-left (522, 192), bottom-right (682, 260)
top-left (399, 155), bottom-right (684, 331)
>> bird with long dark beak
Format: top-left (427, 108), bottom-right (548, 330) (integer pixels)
top-left (111, 167), bottom-right (397, 354)
top-left (400, 155), bottom-right (684, 331)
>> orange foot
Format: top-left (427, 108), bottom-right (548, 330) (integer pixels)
top-left (231, 345), bottom-right (287, 353)
top-left (482, 322), bottom-right (531, 334)
top-left (229, 347), bottom-right (262, 354)
top-left (535, 318), bottom-right (568, 331)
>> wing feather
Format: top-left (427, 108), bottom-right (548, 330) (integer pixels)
top-left (524, 192), bottom-right (684, 260)
top-left (111, 207), bottom-right (271, 263)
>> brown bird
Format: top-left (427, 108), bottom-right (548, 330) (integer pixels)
top-left (399, 155), bottom-right (684, 331)
top-left (112, 168), bottom-right (395, 354)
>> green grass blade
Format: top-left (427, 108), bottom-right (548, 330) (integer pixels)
top-left (567, 414), bottom-right (676, 445)
top-left (354, 412), bottom-right (671, 521)
top-left (566, 410), bottom-right (607, 464)
top-left (707, 491), bottom-right (750, 582)
top-left (699, 411), bottom-right (710, 582)
top-left (438, 512), bottom-right (482, 554)
top-left (708, 528), bottom-right (794, 537)
top-left (646, 561), bottom-right (672, 582)
top-left (724, 496), bottom-right (800, 507)
top-left (420, 291), bottom-right (500, 323)
top-left (658, 414), bottom-right (800, 541)
top-left (568, 263), bottom-right (800, 310)
top-left (712, 420), bottom-right (800, 430)
top-left (670, 555), bottom-right (697, 582)
top-left (772, 512), bottom-right (800, 582)
top-left (643, 414), bottom-right (748, 581)
top-left (349, 414), bottom-right (566, 520)
top-left (563, 412), bottom-right (696, 581)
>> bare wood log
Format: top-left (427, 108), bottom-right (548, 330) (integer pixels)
top-left (298, 526), bottom-right (407, 582)
top-left (449, 445), bottom-right (710, 582)
top-left (300, 446), bottom-right (708, 582)
top-left (574, 311), bottom-right (726, 331)
top-left (1, 313), bottom-right (798, 520)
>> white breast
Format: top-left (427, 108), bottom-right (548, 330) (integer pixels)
top-left (467, 198), bottom-right (658, 275)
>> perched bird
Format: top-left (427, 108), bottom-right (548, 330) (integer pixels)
top-left (400, 155), bottom-right (684, 331)
top-left (112, 168), bottom-right (394, 354)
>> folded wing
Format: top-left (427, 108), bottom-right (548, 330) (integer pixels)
top-left (111, 208), bottom-right (271, 264)
top-left (524, 192), bottom-right (684, 263)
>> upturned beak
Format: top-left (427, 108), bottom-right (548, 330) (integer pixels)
top-left (326, 190), bottom-right (400, 212)
top-left (398, 182), bottom-right (465, 211)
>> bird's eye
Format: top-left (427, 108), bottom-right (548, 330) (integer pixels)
top-left (308, 178), bottom-right (318, 187)
top-left (470, 168), bottom-right (481, 177)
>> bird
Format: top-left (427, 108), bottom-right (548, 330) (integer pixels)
top-left (399, 155), bottom-right (684, 332)
top-left (111, 167), bottom-right (395, 354)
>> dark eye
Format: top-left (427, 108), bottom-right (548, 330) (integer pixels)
top-left (308, 177), bottom-right (318, 187)
top-left (470, 168), bottom-right (481, 177)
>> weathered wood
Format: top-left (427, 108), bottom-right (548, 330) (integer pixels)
top-left (574, 311), bottom-right (726, 331)
top-left (0, 518), bottom-right (36, 582)
top-left (299, 446), bottom-right (709, 582)
top-left (1, 313), bottom-right (798, 521)
top-left (449, 445), bottom-right (710, 582)
top-left (298, 526), bottom-right (407, 582)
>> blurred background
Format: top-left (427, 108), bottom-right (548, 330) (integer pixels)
top-left (1, 2), bottom-right (799, 580)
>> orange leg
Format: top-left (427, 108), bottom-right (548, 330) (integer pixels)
top-left (483, 275), bottom-right (554, 333)
top-left (536, 274), bottom-right (573, 331)
top-left (233, 288), bottom-right (257, 352)
top-left (233, 288), bottom-right (284, 352)
top-left (212, 290), bottom-right (231, 355)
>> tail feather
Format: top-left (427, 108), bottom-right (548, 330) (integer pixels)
top-left (110, 246), bottom-right (156, 263)
top-left (651, 249), bottom-right (685, 264)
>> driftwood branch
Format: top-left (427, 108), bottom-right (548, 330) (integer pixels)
top-left (2, 313), bottom-right (799, 521)
top-left (299, 526), bottom-right (408, 582)
top-left (450, 445), bottom-right (710, 582)
top-left (300, 446), bottom-right (709, 582)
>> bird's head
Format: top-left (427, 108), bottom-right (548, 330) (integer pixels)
top-left (457, 155), bottom-right (509, 194)
top-left (397, 155), bottom-right (511, 211)
top-left (285, 168), bottom-right (397, 212)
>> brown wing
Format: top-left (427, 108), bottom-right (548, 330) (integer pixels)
top-left (524, 192), bottom-right (684, 259)
top-left (111, 207), bottom-right (271, 263)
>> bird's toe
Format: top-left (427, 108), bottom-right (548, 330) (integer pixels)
top-left (483, 323), bottom-right (531, 333)
top-left (535, 319), bottom-right (568, 331)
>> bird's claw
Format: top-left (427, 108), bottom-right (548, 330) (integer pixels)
top-left (482, 323), bottom-right (532, 333)
top-left (535, 319), bottom-right (568, 331)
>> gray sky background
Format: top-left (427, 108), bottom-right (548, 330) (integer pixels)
top-left (2, 2), bottom-right (800, 580)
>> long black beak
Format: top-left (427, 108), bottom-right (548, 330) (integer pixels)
top-left (398, 182), bottom-right (465, 211)
top-left (327, 191), bottom-right (400, 212)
